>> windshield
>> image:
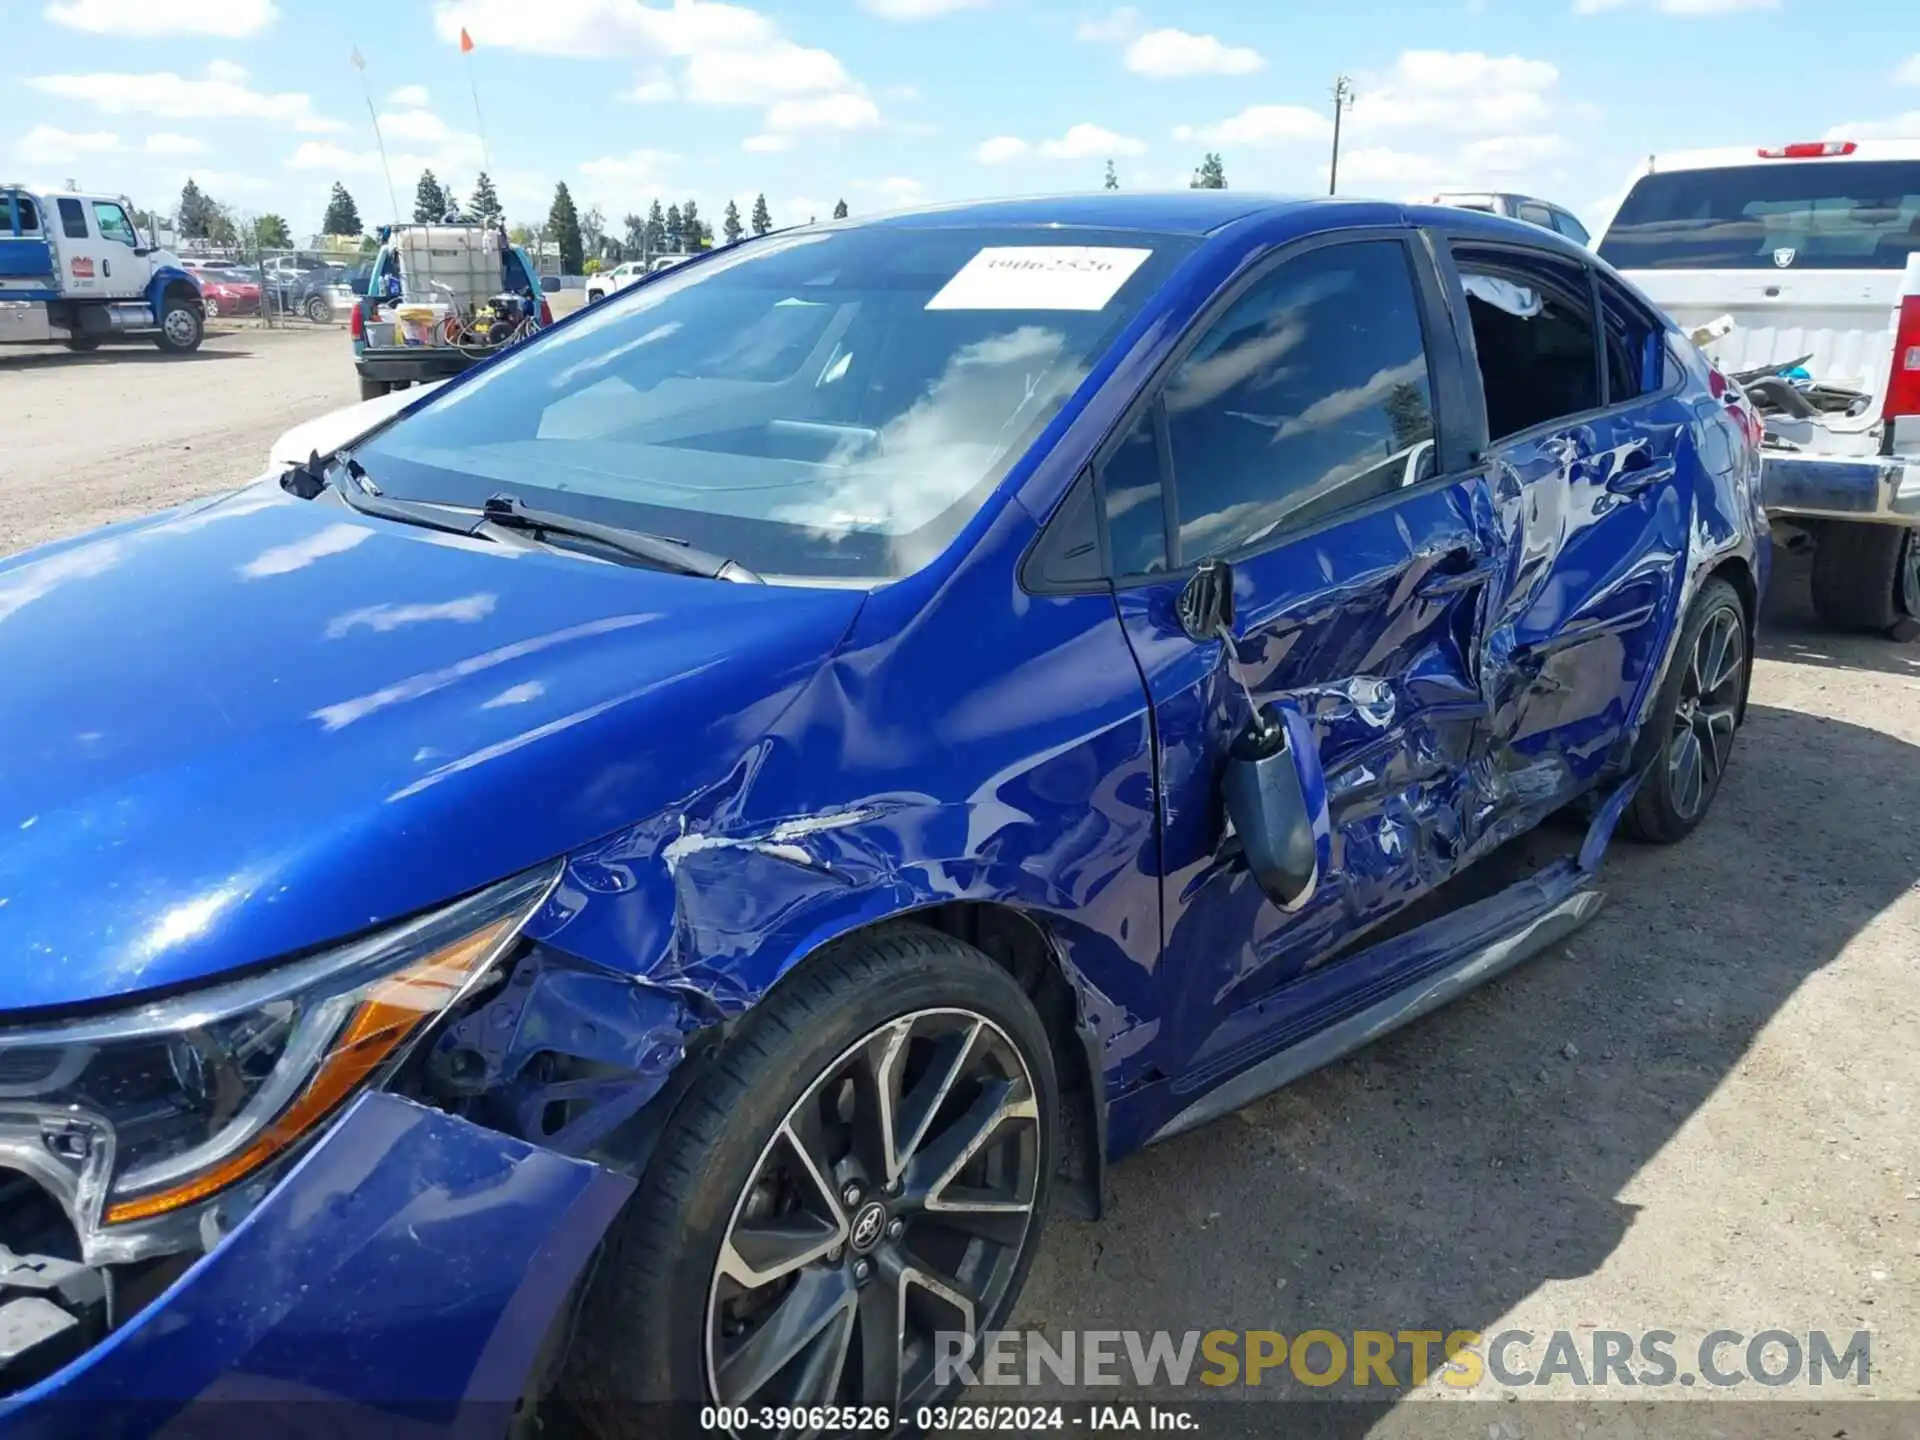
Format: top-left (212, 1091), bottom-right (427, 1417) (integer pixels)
top-left (350, 224), bottom-right (1197, 582)
top-left (1599, 160), bottom-right (1920, 271)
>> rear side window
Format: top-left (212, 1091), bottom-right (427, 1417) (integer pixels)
top-left (1551, 209), bottom-right (1592, 246)
top-left (12, 196), bottom-right (41, 233)
top-left (1515, 201), bottom-right (1556, 232)
top-left (1455, 247), bottom-right (1600, 441)
top-left (57, 199), bottom-right (89, 240)
top-left (1156, 240), bottom-right (1437, 563)
top-left (1598, 277), bottom-right (1662, 404)
top-left (1599, 159), bottom-right (1920, 271)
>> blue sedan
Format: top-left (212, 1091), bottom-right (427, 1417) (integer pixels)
top-left (0, 193), bottom-right (1765, 1431)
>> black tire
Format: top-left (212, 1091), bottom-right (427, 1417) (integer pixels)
top-left (63, 336), bottom-right (102, 352)
top-left (306, 295), bottom-right (332, 324)
top-left (1810, 521), bottom-right (1920, 637)
top-left (560, 924), bottom-right (1058, 1436)
top-left (1622, 576), bottom-right (1749, 845)
top-left (357, 376), bottom-right (390, 401)
top-left (154, 298), bottom-right (203, 354)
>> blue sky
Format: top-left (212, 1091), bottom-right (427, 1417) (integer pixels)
top-left (8, 0), bottom-right (1918, 242)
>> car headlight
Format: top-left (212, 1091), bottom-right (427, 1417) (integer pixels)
top-left (0, 863), bottom-right (558, 1256)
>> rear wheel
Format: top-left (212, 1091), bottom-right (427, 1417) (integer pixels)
top-left (63, 336), bottom-right (102, 352)
top-left (305, 294), bottom-right (332, 323)
top-left (560, 925), bottom-right (1057, 1436)
top-left (1623, 577), bottom-right (1749, 845)
top-left (154, 299), bottom-right (203, 354)
top-left (1810, 521), bottom-right (1920, 638)
top-left (357, 376), bottom-right (390, 401)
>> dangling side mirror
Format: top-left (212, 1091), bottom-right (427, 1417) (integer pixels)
top-left (1177, 558), bottom-right (1234, 641)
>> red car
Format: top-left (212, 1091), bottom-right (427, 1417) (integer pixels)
top-left (182, 260), bottom-right (262, 318)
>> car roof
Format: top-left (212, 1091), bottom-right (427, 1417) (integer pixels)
top-left (849, 191), bottom-right (1361, 237)
top-left (1642, 138), bottom-right (1920, 173)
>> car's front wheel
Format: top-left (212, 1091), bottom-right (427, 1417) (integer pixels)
top-left (562, 925), bottom-right (1057, 1436)
top-left (1623, 575), bottom-right (1749, 844)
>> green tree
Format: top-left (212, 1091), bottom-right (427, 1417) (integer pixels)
top-left (548, 182), bottom-right (585, 273)
top-left (1190, 152), bottom-right (1227, 189)
top-left (581, 204), bottom-right (607, 260)
top-left (321, 181), bottom-right (362, 237)
top-left (253, 213), bottom-right (293, 249)
top-left (413, 169), bottom-right (449, 222)
top-left (682, 198), bottom-right (710, 250)
top-left (664, 202), bottom-right (684, 252)
top-left (722, 199), bottom-right (743, 245)
top-left (645, 199), bottom-right (666, 257)
top-left (468, 172), bottom-right (502, 223)
top-left (750, 192), bottom-right (772, 236)
top-left (1104, 159), bottom-right (1119, 190)
top-left (623, 211), bottom-right (647, 254)
top-left (1385, 382), bottom-right (1435, 453)
top-left (177, 178), bottom-right (219, 239)
top-left (832, 197), bottom-right (848, 219)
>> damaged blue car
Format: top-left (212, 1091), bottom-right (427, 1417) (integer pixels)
top-left (0, 193), bottom-right (1766, 1433)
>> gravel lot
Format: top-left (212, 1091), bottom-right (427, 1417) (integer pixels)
top-left (6, 335), bottom-right (1917, 1432)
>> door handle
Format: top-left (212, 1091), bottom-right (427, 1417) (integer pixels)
top-left (102, 257), bottom-right (111, 278)
top-left (1415, 546), bottom-right (1498, 600)
top-left (1604, 445), bottom-right (1675, 496)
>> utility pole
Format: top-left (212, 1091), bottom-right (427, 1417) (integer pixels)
top-left (1329, 75), bottom-right (1356, 196)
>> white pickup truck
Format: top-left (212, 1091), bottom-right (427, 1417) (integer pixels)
top-left (0, 184), bottom-right (204, 353)
top-left (1596, 140), bottom-right (1920, 638)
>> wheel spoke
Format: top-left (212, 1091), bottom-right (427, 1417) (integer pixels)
top-left (892, 1019), bottom-right (984, 1181)
top-left (779, 1117), bottom-right (852, 1232)
top-left (720, 1213), bottom-right (844, 1291)
top-left (1703, 614), bottom-right (1743, 696)
top-left (1695, 704), bottom-right (1738, 779)
top-left (715, 1266), bottom-right (857, 1406)
top-left (906, 1077), bottom-right (1038, 1212)
top-left (847, 1018), bottom-right (912, 1186)
top-left (856, 1259), bottom-right (907, 1408)
top-left (1669, 730), bottom-right (1704, 819)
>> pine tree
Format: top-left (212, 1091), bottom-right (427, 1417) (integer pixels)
top-left (832, 197), bottom-right (848, 219)
top-left (681, 199), bottom-right (707, 250)
top-left (548, 182), bottom-right (585, 274)
top-left (468, 172), bottom-right (502, 223)
top-left (722, 200), bottom-right (743, 245)
top-left (1190, 153), bottom-right (1227, 190)
top-left (177, 178), bottom-right (219, 239)
top-left (321, 182), bottom-right (363, 237)
top-left (644, 199), bottom-right (666, 257)
top-left (750, 192), bottom-right (772, 236)
top-left (623, 212), bottom-right (647, 254)
top-left (414, 169), bottom-right (449, 222)
top-left (1104, 159), bottom-right (1119, 190)
top-left (664, 202), bottom-right (684, 253)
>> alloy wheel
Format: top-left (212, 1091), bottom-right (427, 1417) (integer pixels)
top-left (201, 297), bottom-right (219, 320)
top-left (1666, 604), bottom-right (1744, 822)
top-left (705, 1008), bottom-right (1042, 1421)
top-left (163, 308), bottom-right (198, 346)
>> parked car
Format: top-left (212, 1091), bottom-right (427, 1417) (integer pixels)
top-left (1595, 139), bottom-right (1920, 638)
top-left (0, 194), bottom-right (1765, 1427)
top-left (180, 258), bottom-right (261, 318)
top-left (268, 261), bottom-right (356, 323)
top-left (585, 258), bottom-right (647, 303)
top-left (1433, 192), bottom-right (1592, 246)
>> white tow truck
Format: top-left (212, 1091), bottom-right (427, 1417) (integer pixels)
top-left (0, 184), bottom-right (204, 354)
top-left (1596, 139), bottom-right (1920, 638)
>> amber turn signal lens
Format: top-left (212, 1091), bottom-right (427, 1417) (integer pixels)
top-left (103, 915), bottom-right (517, 1226)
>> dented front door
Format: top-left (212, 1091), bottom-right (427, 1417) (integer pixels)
top-left (1098, 233), bottom-right (1509, 1078)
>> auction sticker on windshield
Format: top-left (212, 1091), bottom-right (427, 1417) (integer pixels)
top-left (926, 246), bottom-right (1154, 311)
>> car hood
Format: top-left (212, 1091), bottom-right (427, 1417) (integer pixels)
top-left (0, 486), bottom-right (864, 1012)
top-left (269, 383), bottom-right (448, 471)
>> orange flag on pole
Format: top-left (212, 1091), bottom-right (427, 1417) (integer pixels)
top-left (459, 26), bottom-right (475, 52)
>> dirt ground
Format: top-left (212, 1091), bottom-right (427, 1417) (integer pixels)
top-left (4, 334), bottom-right (1917, 1432)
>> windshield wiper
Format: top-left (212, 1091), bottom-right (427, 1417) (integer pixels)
top-left (477, 493), bottom-right (765, 583)
top-left (283, 452), bottom-right (491, 541)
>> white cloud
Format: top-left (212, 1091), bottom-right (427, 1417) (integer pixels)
top-left (29, 63), bottom-right (345, 133)
top-left (387, 85), bottom-right (431, 108)
top-left (1037, 123), bottom-right (1145, 160)
top-left (1174, 104), bottom-right (1327, 148)
top-left (578, 147), bottom-right (676, 182)
top-left (1075, 6), bottom-right (1141, 42)
top-left (743, 133), bottom-right (795, 153)
top-left (44, 0), bottom-right (277, 37)
top-left (764, 92), bottom-right (882, 136)
top-left (859, 0), bottom-right (988, 14)
top-left (1349, 51), bottom-right (1559, 136)
top-left (1896, 54), bottom-right (1920, 86)
top-left (14, 125), bottom-right (211, 166)
top-left (851, 176), bottom-right (929, 208)
top-left (1460, 134), bottom-right (1568, 173)
top-left (1824, 112), bottom-right (1920, 143)
top-left (378, 108), bottom-right (459, 146)
top-left (625, 74), bottom-right (678, 102)
top-left (1124, 28), bottom-right (1263, 78)
top-left (681, 42), bottom-right (850, 103)
top-left (1574, 0), bottom-right (1775, 11)
top-left (433, 0), bottom-right (778, 58)
top-left (973, 135), bottom-right (1030, 164)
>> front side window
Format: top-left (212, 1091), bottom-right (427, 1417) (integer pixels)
top-left (13, 196), bottom-right (41, 234)
top-left (1516, 201), bottom-right (1556, 232)
top-left (1158, 240), bottom-right (1437, 564)
top-left (352, 226), bottom-right (1197, 581)
top-left (1552, 209), bottom-right (1592, 246)
top-left (1455, 246), bottom-right (1601, 441)
top-left (93, 202), bottom-right (136, 246)
top-left (56, 198), bottom-right (89, 240)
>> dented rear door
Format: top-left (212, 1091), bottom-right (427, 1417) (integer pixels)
top-left (1099, 230), bottom-right (1508, 1075)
